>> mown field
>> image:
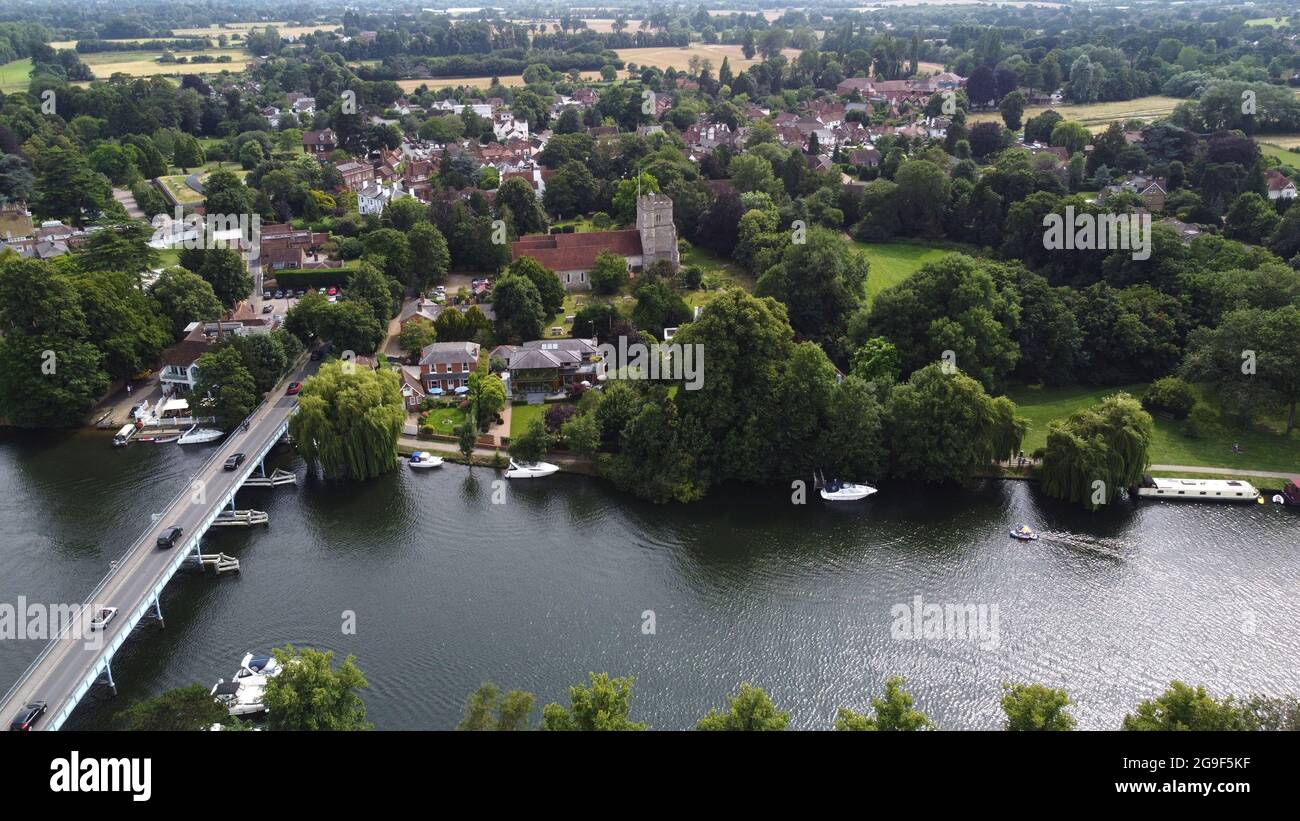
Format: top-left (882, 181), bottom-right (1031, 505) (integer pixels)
top-left (170, 23), bottom-right (339, 39)
top-left (969, 95), bottom-right (1185, 131)
top-left (1258, 141), bottom-right (1300, 168)
top-left (1009, 383), bottom-right (1300, 474)
top-left (851, 239), bottom-right (958, 301)
top-left (0, 58), bottom-right (32, 92)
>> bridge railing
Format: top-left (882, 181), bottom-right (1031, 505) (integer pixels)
top-left (0, 395), bottom-right (285, 712)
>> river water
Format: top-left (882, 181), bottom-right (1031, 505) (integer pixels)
top-left (1, 429), bottom-right (1297, 730)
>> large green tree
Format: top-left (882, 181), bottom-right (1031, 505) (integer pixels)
top-left (1039, 392), bottom-right (1153, 510)
top-left (263, 645), bottom-right (371, 731)
top-left (289, 361), bottom-right (406, 480)
top-left (116, 684), bottom-right (231, 731)
top-left (697, 684), bottom-right (790, 731)
top-left (1001, 683), bottom-right (1077, 731)
top-left (836, 677), bottom-right (934, 731)
top-left (541, 673), bottom-right (645, 731)
top-left (192, 345), bottom-right (257, 431)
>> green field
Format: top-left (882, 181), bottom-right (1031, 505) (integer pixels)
top-left (851, 239), bottom-right (959, 301)
top-left (1244, 16), bottom-right (1292, 27)
top-left (0, 58), bottom-right (33, 92)
top-left (1008, 383), bottom-right (1300, 474)
top-left (1258, 141), bottom-right (1300, 169)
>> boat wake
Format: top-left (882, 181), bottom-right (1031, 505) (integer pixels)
top-left (1034, 531), bottom-right (1133, 558)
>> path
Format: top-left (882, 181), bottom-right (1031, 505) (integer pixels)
top-left (112, 187), bottom-right (146, 221)
top-left (1149, 464), bottom-right (1298, 481)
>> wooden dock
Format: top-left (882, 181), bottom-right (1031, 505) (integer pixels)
top-left (212, 509), bottom-right (270, 527)
top-left (241, 468), bottom-right (297, 488)
top-left (199, 553), bottom-right (240, 574)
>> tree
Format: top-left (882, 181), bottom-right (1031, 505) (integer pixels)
top-left (117, 684), bottom-right (230, 731)
top-left (202, 169), bottom-right (252, 217)
top-left (192, 345), bottom-right (257, 431)
top-left (148, 267), bottom-right (222, 337)
top-left (836, 677), bottom-right (933, 731)
top-left (999, 90), bottom-right (1027, 131)
top-left (588, 249), bottom-right (629, 295)
top-left (467, 370), bottom-right (506, 431)
top-left (541, 673), bottom-right (645, 731)
top-left (697, 684), bottom-right (789, 731)
top-left (457, 682), bottom-right (535, 730)
top-left (1122, 682), bottom-right (1251, 731)
top-left (263, 645), bottom-right (371, 731)
top-left (381, 197), bottom-right (427, 232)
top-left (319, 300), bottom-right (386, 355)
top-left (408, 222), bottom-right (451, 290)
top-left (491, 272), bottom-right (546, 344)
top-left (0, 333), bottom-right (109, 427)
top-left (1001, 683), bottom-right (1077, 731)
top-left (496, 177), bottom-right (548, 236)
top-left (79, 221), bottom-right (159, 280)
top-left (632, 279), bottom-right (691, 338)
top-left (886, 364), bottom-right (1026, 484)
top-left (504, 256), bottom-right (565, 318)
top-left (397, 319), bottom-right (436, 360)
top-left (345, 262), bottom-right (397, 322)
top-left (1224, 192), bottom-right (1280, 245)
top-left (1039, 392), bottom-right (1154, 510)
top-left (195, 248), bottom-right (253, 309)
top-left (289, 361), bottom-right (406, 480)
top-left (33, 147), bottom-right (111, 227)
top-left (755, 226), bottom-right (868, 356)
top-left (509, 416), bottom-right (551, 463)
top-left (542, 160), bottom-right (597, 218)
top-left (1180, 306), bottom-right (1300, 431)
top-left (560, 410), bottom-right (601, 458)
top-left (1050, 121), bottom-right (1090, 156)
top-left (893, 160), bottom-right (950, 237)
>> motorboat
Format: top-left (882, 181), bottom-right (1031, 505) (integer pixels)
top-left (178, 426), bottom-right (225, 445)
top-left (211, 654), bottom-right (283, 717)
top-left (505, 459), bottom-right (560, 479)
top-left (1010, 525), bottom-right (1040, 541)
top-left (408, 450), bottom-right (444, 469)
top-left (819, 479), bottom-right (878, 502)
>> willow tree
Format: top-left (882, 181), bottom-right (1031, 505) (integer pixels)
top-left (1039, 392), bottom-right (1153, 510)
top-left (289, 361), bottom-right (406, 481)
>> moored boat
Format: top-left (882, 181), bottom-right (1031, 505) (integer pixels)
top-left (408, 450), bottom-right (444, 469)
top-left (178, 426), bottom-right (225, 445)
top-left (1135, 476), bottom-right (1260, 503)
top-left (505, 459), bottom-right (560, 479)
top-left (819, 479), bottom-right (878, 502)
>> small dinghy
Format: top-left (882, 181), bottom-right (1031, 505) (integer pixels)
top-left (819, 478), bottom-right (878, 502)
top-left (1010, 524), bottom-right (1040, 541)
top-left (408, 450), bottom-right (444, 469)
top-left (505, 459), bottom-right (560, 479)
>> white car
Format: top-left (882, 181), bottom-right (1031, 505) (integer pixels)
top-left (89, 607), bottom-right (118, 632)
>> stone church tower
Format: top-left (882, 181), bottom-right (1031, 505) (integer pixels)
top-left (636, 194), bottom-right (680, 271)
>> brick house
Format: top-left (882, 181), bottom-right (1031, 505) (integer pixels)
top-left (418, 341), bottom-right (480, 393)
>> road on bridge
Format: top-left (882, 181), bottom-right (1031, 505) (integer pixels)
top-left (0, 358), bottom-right (319, 730)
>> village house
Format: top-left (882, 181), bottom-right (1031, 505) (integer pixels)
top-left (1099, 175), bottom-right (1168, 211)
top-left (260, 224), bottom-right (338, 271)
top-left (358, 180), bottom-right (410, 216)
top-left (336, 160), bottom-right (376, 191)
top-left (303, 128), bottom-right (337, 155)
top-left (1266, 169), bottom-right (1297, 200)
top-left (493, 338), bottom-right (601, 401)
top-left (511, 195), bottom-right (680, 291)
top-left (160, 319), bottom-right (276, 392)
top-left (418, 341), bottom-right (480, 393)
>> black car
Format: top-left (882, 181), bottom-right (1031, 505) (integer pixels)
top-left (156, 525), bottom-right (183, 549)
top-left (223, 453), bottom-right (246, 471)
top-left (9, 701), bottom-right (47, 731)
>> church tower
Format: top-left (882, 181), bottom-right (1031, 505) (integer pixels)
top-left (636, 194), bottom-right (680, 271)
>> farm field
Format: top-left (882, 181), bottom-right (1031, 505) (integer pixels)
top-left (1244, 16), bottom-right (1292, 27)
top-left (615, 44), bottom-right (801, 73)
top-left (171, 23), bottom-right (339, 39)
top-left (1258, 141), bottom-right (1300, 168)
top-left (397, 71), bottom-right (603, 92)
top-left (969, 95), bottom-right (1184, 131)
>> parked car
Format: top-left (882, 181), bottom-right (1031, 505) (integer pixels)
top-left (9, 701), bottom-right (47, 731)
top-left (223, 453), bottom-right (246, 471)
top-left (262, 290), bottom-right (272, 299)
top-left (296, 289), bottom-right (306, 297)
top-left (262, 304), bottom-right (273, 314)
top-left (318, 287), bottom-right (327, 294)
top-left (327, 286), bottom-right (337, 296)
top-left (286, 382), bottom-right (301, 395)
top-left (89, 607), bottom-right (118, 632)
top-left (156, 525), bottom-right (183, 549)
top-left (274, 289), bottom-right (284, 299)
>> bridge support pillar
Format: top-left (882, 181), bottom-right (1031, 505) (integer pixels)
top-left (154, 595), bottom-right (164, 628)
top-left (103, 661), bottom-right (117, 696)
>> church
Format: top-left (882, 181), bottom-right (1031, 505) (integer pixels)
top-left (510, 194), bottom-right (680, 290)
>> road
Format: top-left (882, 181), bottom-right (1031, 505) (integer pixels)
top-left (0, 358), bottom-right (318, 730)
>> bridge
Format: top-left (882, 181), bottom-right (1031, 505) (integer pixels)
top-left (0, 359), bottom-right (318, 730)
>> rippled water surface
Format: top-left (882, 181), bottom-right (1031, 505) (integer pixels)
top-left (1, 430), bottom-right (1297, 729)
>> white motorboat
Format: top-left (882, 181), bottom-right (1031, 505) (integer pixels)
top-left (178, 426), bottom-right (225, 445)
top-left (408, 450), bottom-right (444, 469)
top-left (211, 653), bottom-right (283, 716)
top-left (505, 459), bottom-right (560, 479)
top-left (819, 480), bottom-right (878, 502)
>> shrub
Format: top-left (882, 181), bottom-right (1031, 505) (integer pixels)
top-left (544, 403), bottom-right (579, 432)
top-left (1143, 377), bottom-right (1196, 419)
top-left (1182, 402), bottom-right (1220, 439)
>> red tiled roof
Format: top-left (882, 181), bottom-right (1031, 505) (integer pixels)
top-left (511, 229), bottom-right (642, 271)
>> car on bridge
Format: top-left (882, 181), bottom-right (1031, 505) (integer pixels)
top-left (89, 607), bottom-right (118, 631)
top-left (157, 525), bottom-right (183, 549)
top-left (8, 701), bottom-right (47, 731)
top-left (224, 453), bottom-right (246, 471)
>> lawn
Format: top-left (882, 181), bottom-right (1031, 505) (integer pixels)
top-left (849, 239), bottom-right (961, 301)
top-left (509, 402), bottom-right (549, 436)
top-left (1008, 383), bottom-right (1300, 474)
top-left (968, 95), bottom-right (1184, 132)
top-left (0, 58), bottom-right (33, 93)
top-left (420, 405), bottom-right (467, 435)
top-left (1258, 141), bottom-right (1300, 169)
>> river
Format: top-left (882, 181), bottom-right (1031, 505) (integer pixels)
top-left (1, 429), bottom-right (1297, 730)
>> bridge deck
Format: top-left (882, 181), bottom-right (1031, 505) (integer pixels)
top-left (0, 358), bottom-right (317, 730)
